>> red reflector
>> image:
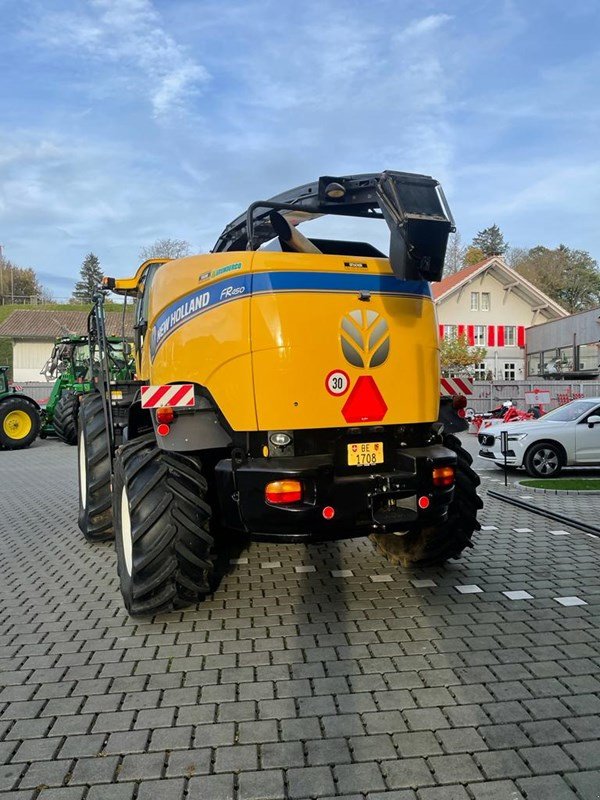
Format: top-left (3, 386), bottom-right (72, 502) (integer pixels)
top-left (156, 406), bottom-right (175, 423)
top-left (433, 466), bottom-right (455, 487)
top-left (322, 506), bottom-right (335, 520)
top-left (341, 376), bottom-right (388, 423)
top-left (418, 495), bottom-right (430, 509)
top-left (265, 480), bottom-right (302, 504)
top-left (157, 423), bottom-right (170, 436)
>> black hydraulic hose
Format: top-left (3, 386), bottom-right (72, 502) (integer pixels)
top-left (487, 489), bottom-right (600, 538)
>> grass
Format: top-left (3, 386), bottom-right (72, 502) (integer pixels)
top-left (0, 302), bottom-right (123, 377)
top-left (520, 478), bottom-right (600, 491)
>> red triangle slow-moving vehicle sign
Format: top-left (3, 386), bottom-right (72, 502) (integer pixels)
top-left (341, 376), bottom-right (388, 423)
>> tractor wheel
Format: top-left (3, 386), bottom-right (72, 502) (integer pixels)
top-left (370, 433), bottom-right (482, 566)
top-left (0, 397), bottom-right (40, 450)
top-left (78, 393), bottom-right (113, 542)
top-left (53, 391), bottom-right (79, 445)
top-left (113, 436), bottom-right (214, 616)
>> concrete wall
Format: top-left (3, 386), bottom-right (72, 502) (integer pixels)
top-left (467, 380), bottom-right (600, 414)
top-left (13, 341), bottom-right (54, 382)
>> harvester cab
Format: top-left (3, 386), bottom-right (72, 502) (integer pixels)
top-left (80, 170), bottom-right (482, 616)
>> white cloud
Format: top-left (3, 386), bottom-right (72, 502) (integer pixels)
top-left (29, 0), bottom-right (209, 118)
top-left (396, 13), bottom-right (452, 42)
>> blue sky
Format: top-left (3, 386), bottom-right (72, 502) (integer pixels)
top-left (1, 0), bottom-right (599, 298)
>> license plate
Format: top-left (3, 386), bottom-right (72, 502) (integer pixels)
top-left (347, 441), bottom-right (384, 467)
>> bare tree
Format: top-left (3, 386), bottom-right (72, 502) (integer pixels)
top-left (444, 230), bottom-right (466, 275)
top-left (139, 238), bottom-right (191, 261)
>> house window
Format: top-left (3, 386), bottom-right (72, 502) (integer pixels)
top-left (470, 292), bottom-right (479, 311)
top-left (527, 353), bottom-right (541, 377)
top-left (578, 343), bottom-right (599, 371)
top-left (542, 349), bottom-right (558, 374)
top-left (557, 346), bottom-right (574, 372)
top-left (443, 325), bottom-right (457, 340)
top-left (473, 362), bottom-right (486, 380)
top-left (504, 326), bottom-right (516, 346)
top-left (474, 325), bottom-right (486, 346)
top-left (504, 362), bottom-right (516, 380)
top-left (481, 292), bottom-right (490, 311)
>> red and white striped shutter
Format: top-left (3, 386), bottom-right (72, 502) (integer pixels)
top-left (438, 324), bottom-right (444, 340)
top-left (497, 326), bottom-right (505, 347)
top-left (458, 324), bottom-right (466, 339)
top-left (517, 326), bottom-right (525, 348)
top-left (487, 325), bottom-right (495, 347)
top-left (440, 377), bottom-right (474, 396)
top-left (467, 325), bottom-right (475, 346)
top-left (141, 384), bottom-right (195, 409)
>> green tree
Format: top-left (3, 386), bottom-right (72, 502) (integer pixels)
top-left (512, 244), bottom-right (600, 313)
top-left (0, 258), bottom-right (45, 303)
top-left (463, 245), bottom-right (486, 266)
top-left (472, 224), bottom-right (508, 256)
top-left (440, 334), bottom-right (487, 377)
top-left (71, 252), bottom-right (103, 303)
top-left (139, 238), bottom-right (191, 260)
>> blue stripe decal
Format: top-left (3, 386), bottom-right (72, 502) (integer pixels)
top-left (150, 271), bottom-right (431, 358)
top-left (252, 271), bottom-right (431, 298)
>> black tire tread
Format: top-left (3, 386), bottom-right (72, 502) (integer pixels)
top-left (78, 393), bottom-right (113, 541)
top-left (113, 435), bottom-right (214, 616)
top-left (53, 391), bottom-right (79, 445)
top-left (371, 433), bottom-right (483, 566)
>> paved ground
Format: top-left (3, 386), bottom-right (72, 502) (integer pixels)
top-left (1, 437), bottom-right (600, 800)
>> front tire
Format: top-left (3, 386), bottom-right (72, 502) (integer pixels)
top-left (113, 436), bottom-right (214, 616)
top-left (78, 393), bottom-right (113, 541)
top-left (371, 433), bottom-right (482, 566)
top-left (53, 391), bottom-right (79, 445)
top-left (0, 397), bottom-right (40, 450)
top-left (524, 442), bottom-right (562, 478)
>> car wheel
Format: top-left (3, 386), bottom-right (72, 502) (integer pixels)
top-left (524, 442), bottom-right (562, 478)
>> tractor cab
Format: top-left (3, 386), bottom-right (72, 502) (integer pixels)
top-left (0, 366), bottom-right (10, 395)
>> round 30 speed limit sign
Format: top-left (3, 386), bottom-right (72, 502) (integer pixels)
top-left (325, 369), bottom-right (350, 396)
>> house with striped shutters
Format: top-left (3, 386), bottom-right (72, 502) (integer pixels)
top-left (433, 257), bottom-right (568, 380)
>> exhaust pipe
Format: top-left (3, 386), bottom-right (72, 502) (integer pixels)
top-left (269, 211), bottom-right (322, 255)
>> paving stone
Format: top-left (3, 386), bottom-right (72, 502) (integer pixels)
top-left (166, 749), bottom-right (211, 778)
top-left (517, 774), bottom-right (578, 799)
top-left (566, 770), bottom-right (600, 800)
top-left (383, 758), bottom-right (435, 789)
top-left (261, 741), bottom-right (305, 769)
top-left (238, 769), bottom-right (285, 800)
top-left (467, 780), bottom-right (525, 799)
top-left (287, 766), bottom-right (336, 799)
top-left (519, 744), bottom-right (576, 774)
top-left (475, 749), bottom-right (531, 780)
top-left (20, 759), bottom-right (72, 789)
top-left (563, 740), bottom-right (600, 769)
top-left (427, 754), bottom-right (483, 784)
top-left (393, 732), bottom-right (442, 758)
top-left (187, 773), bottom-right (235, 800)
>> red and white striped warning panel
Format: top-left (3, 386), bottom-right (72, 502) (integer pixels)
top-left (141, 384), bottom-right (195, 409)
top-left (440, 377), bottom-right (473, 396)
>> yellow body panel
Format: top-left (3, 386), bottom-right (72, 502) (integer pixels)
top-left (129, 250), bottom-right (439, 432)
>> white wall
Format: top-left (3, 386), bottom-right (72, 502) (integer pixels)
top-left (436, 270), bottom-right (556, 380)
top-left (13, 341), bottom-right (54, 383)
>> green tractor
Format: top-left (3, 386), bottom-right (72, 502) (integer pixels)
top-left (0, 366), bottom-right (41, 450)
top-left (41, 335), bottom-right (133, 445)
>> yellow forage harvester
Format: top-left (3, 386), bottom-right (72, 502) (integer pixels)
top-left (77, 171), bottom-right (482, 616)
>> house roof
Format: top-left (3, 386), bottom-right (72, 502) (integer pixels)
top-left (432, 257), bottom-right (569, 319)
top-left (0, 309), bottom-right (134, 340)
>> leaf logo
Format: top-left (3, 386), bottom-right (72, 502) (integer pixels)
top-left (340, 310), bottom-right (390, 368)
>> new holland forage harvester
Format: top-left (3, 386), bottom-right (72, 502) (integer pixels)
top-left (77, 171), bottom-right (482, 616)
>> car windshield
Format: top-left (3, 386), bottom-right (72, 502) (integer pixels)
top-left (540, 399), bottom-right (600, 422)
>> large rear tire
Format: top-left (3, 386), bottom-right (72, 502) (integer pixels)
top-left (371, 433), bottom-right (482, 566)
top-left (78, 393), bottom-right (113, 541)
top-left (0, 397), bottom-right (40, 450)
top-left (113, 436), bottom-right (214, 616)
top-left (53, 391), bottom-right (79, 445)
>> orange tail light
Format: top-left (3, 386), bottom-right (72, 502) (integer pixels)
top-left (265, 480), bottom-right (303, 504)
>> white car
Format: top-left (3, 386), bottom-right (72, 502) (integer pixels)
top-left (478, 398), bottom-right (600, 478)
